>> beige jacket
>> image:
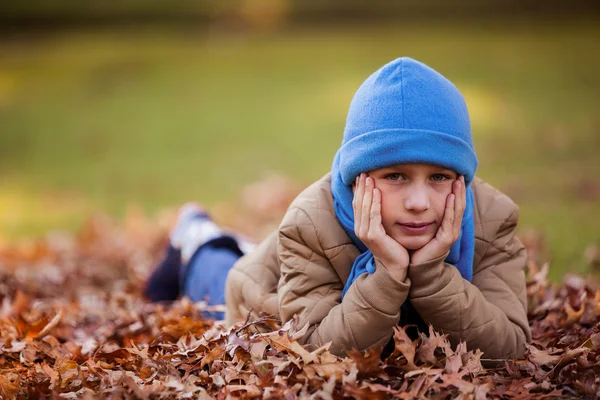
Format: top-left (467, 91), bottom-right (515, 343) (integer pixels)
top-left (225, 173), bottom-right (531, 359)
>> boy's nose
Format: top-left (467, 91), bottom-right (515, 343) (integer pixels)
top-left (404, 188), bottom-right (430, 212)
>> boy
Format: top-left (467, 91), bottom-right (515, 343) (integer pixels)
top-left (146, 57), bottom-right (531, 359)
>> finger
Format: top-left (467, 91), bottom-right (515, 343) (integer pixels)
top-left (454, 176), bottom-right (465, 213)
top-left (459, 175), bottom-right (466, 213)
top-left (454, 176), bottom-right (466, 230)
top-left (439, 193), bottom-right (455, 242)
top-left (453, 187), bottom-right (463, 240)
top-left (368, 187), bottom-right (383, 240)
top-left (458, 176), bottom-right (467, 238)
top-left (360, 176), bottom-right (374, 237)
top-left (360, 176), bottom-right (374, 238)
top-left (353, 174), bottom-right (364, 228)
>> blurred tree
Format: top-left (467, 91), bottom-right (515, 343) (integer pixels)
top-left (210, 0), bottom-right (292, 35)
top-left (1, 0), bottom-right (599, 30)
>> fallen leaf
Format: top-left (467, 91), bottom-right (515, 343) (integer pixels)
top-left (390, 326), bottom-right (418, 370)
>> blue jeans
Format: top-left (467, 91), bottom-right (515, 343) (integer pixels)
top-left (179, 236), bottom-right (243, 319)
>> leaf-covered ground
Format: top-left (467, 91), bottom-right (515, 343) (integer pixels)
top-left (1, 209), bottom-right (599, 399)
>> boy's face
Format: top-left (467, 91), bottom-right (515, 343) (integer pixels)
top-left (358, 163), bottom-right (458, 251)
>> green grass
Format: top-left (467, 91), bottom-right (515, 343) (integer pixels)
top-left (0, 20), bottom-right (599, 280)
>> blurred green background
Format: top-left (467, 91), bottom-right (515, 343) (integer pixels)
top-left (0, 1), bottom-right (599, 281)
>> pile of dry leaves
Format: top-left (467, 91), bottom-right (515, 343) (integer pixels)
top-left (0, 208), bottom-right (599, 399)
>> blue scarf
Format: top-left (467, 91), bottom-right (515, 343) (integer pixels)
top-left (331, 151), bottom-right (475, 298)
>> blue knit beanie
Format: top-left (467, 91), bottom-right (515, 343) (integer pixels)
top-left (331, 57), bottom-right (478, 297)
top-left (338, 57), bottom-right (478, 186)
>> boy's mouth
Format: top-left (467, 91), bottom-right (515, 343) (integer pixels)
top-left (397, 222), bottom-right (433, 234)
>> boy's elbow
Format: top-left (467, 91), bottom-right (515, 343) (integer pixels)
top-left (503, 323), bottom-right (529, 360)
top-left (479, 322), bottom-right (529, 360)
top-left (513, 322), bottom-right (531, 359)
top-left (224, 269), bottom-right (246, 327)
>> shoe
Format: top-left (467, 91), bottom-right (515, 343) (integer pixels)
top-left (144, 202), bottom-right (214, 302)
top-left (144, 244), bottom-right (182, 302)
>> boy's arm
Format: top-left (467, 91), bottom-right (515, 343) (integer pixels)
top-left (224, 231), bottom-right (281, 327)
top-left (407, 206), bottom-right (531, 359)
top-left (277, 207), bottom-right (410, 357)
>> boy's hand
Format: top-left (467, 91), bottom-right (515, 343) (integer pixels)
top-left (411, 176), bottom-right (466, 266)
top-left (353, 173), bottom-right (410, 281)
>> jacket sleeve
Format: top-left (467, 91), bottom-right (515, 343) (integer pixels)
top-left (407, 207), bottom-right (532, 359)
top-left (277, 207), bottom-right (411, 357)
top-left (224, 231), bottom-right (281, 328)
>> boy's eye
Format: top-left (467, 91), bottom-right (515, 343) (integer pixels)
top-left (430, 174), bottom-right (450, 182)
top-left (385, 173), bottom-right (404, 181)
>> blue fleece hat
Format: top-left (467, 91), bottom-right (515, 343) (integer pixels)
top-left (331, 57), bottom-right (478, 298)
top-left (338, 57), bottom-right (478, 186)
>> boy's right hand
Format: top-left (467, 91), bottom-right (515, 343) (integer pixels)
top-left (353, 173), bottom-right (410, 282)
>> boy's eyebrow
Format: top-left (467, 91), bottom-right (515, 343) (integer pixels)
top-left (377, 165), bottom-right (404, 172)
top-left (434, 166), bottom-right (455, 173)
top-left (376, 165), bottom-right (456, 174)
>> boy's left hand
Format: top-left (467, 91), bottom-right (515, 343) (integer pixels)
top-left (410, 176), bottom-right (466, 265)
